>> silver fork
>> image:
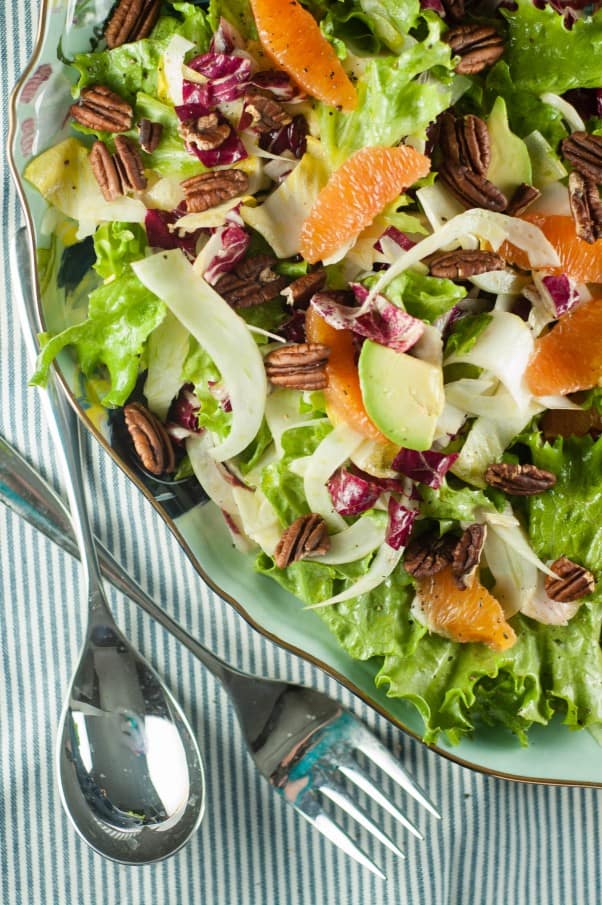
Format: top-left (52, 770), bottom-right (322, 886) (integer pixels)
top-left (9, 227), bottom-right (439, 875)
top-left (1, 428), bottom-right (440, 878)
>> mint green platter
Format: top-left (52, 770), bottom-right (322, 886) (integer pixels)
top-left (8, 0), bottom-right (602, 787)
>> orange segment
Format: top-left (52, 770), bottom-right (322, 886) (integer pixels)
top-left (299, 145), bottom-right (431, 264)
top-left (525, 297), bottom-right (602, 396)
top-left (499, 214), bottom-right (602, 284)
top-left (416, 566), bottom-right (517, 651)
top-left (306, 306), bottom-right (388, 443)
top-left (249, 0), bottom-right (357, 111)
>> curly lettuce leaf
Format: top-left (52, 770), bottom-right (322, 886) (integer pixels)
top-left (303, 0), bottom-right (421, 54)
top-left (485, 62), bottom-right (567, 150)
top-left (209, 0), bottom-right (258, 39)
top-left (502, 1), bottom-right (602, 95)
top-left (135, 92), bottom-right (203, 179)
top-left (318, 14), bottom-right (455, 163)
top-left (370, 269), bottom-right (467, 324)
top-left (181, 339), bottom-right (232, 440)
top-left (93, 222), bottom-right (147, 280)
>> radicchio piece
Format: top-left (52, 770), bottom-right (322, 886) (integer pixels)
top-left (209, 17), bottom-right (244, 54)
top-left (310, 285), bottom-right (424, 354)
top-left (176, 102), bottom-right (248, 166)
top-left (184, 52), bottom-right (253, 106)
top-left (145, 209), bottom-right (200, 258)
top-left (391, 448), bottom-right (459, 490)
top-left (204, 220), bottom-right (250, 285)
top-left (259, 114), bottom-right (308, 159)
top-left (374, 226), bottom-right (416, 254)
top-left (327, 468), bottom-right (381, 516)
top-left (249, 70), bottom-right (306, 102)
top-left (279, 309), bottom-right (307, 343)
top-left (167, 384), bottom-right (202, 439)
top-left (419, 0), bottom-right (446, 14)
top-left (208, 380), bottom-right (232, 412)
top-left (385, 498), bottom-right (417, 551)
top-left (538, 273), bottom-right (580, 318)
top-left (349, 466), bottom-right (406, 495)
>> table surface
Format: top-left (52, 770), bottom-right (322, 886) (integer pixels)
top-left (2, 4), bottom-right (601, 904)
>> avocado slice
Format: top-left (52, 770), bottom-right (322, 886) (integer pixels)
top-left (486, 97), bottom-right (532, 196)
top-left (358, 340), bottom-right (444, 450)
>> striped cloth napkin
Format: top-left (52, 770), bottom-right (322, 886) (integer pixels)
top-left (1, 4), bottom-right (601, 903)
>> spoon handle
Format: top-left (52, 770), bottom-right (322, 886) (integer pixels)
top-left (14, 227), bottom-right (107, 613)
top-left (0, 428), bottom-right (235, 684)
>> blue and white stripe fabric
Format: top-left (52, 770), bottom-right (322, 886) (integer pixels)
top-left (2, 4), bottom-right (602, 903)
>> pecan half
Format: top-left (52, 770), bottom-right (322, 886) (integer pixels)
top-left (429, 249), bottom-right (505, 280)
top-left (138, 118), bottom-right (163, 153)
top-left (439, 112), bottom-right (490, 175)
top-left (70, 85), bottom-right (133, 133)
top-left (545, 556), bottom-right (596, 602)
top-left (439, 161), bottom-right (508, 212)
top-left (181, 168), bottom-right (249, 213)
top-left (265, 342), bottom-right (330, 389)
top-left (561, 131), bottom-right (602, 183)
top-left (404, 532), bottom-right (456, 579)
top-left (90, 141), bottom-right (123, 201)
top-left (180, 112), bottom-right (232, 152)
top-left (568, 170), bottom-right (602, 244)
top-left (484, 462), bottom-right (557, 495)
top-left (540, 407), bottom-right (602, 441)
top-left (104, 0), bottom-right (161, 49)
top-left (274, 513), bottom-right (330, 569)
top-left (215, 254), bottom-right (288, 307)
top-left (452, 524), bottom-right (487, 589)
top-left (506, 183), bottom-right (542, 217)
top-left (114, 134), bottom-right (147, 191)
top-left (244, 91), bottom-right (292, 133)
top-left (445, 25), bottom-right (505, 76)
top-left (124, 402), bottom-right (175, 476)
top-left (281, 269), bottom-right (327, 308)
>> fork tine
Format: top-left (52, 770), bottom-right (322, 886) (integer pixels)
top-left (293, 801), bottom-right (386, 879)
top-left (338, 760), bottom-right (423, 839)
top-left (319, 777), bottom-right (405, 858)
top-left (354, 730), bottom-right (441, 820)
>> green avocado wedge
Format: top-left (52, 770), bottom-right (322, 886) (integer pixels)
top-left (358, 340), bottom-right (444, 450)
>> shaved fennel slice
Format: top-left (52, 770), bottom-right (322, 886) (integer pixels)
top-left (483, 507), bottom-right (556, 579)
top-left (132, 249), bottom-right (266, 461)
top-left (162, 35), bottom-right (195, 106)
top-left (446, 311), bottom-right (534, 410)
top-left (483, 524), bottom-right (537, 617)
top-left (264, 389), bottom-right (323, 457)
top-left (373, 209), bottom-right (560, 295)
top-left (186, 433), bottom-right (240, 516)
top-left (231, 485), bottom-right (281, 556)
top-left (305, 543), bottom-right (404, 609)
top-left (144, 311), bottom-right (190, 420)
top-left (295, 423), bottom-right (365, 531)
top-left (520, 574), bottom-right (582, 626)
top-left (306, 514), bottom-right (387, 565)
top-left (540, 92), bottom-right (586, 133)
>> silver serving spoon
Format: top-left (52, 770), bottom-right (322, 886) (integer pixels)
top-left (11, 229), bottom-right (205, 863)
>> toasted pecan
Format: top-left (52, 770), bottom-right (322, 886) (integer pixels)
top-left (124, 402), bottom-right (175, 476)
top-left (274, 513), bottom-right (330, 568)
top-left (484, 462), bottom-right (556, 495)
top-left (545, 556), bottom-right (596, 602)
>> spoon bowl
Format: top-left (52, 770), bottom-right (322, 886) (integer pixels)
top-left (57, 598), bottom-right (205, 862)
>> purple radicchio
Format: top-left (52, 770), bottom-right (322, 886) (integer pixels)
top-left (310, 284), bottom-right (424, 354)
top-left (204, 217), bottom-right (250, 286)
top-left (327, 468), bottom-right (381, 516)
top-left (167, 384), bottom-right (202, 442)
top-left (183, 52), bottom-right (253, 105)
top-left (176, 103), bottom-right (248, 166)
top-left (209, 17), bottom-right (244, 53)
top-left (385, 498), bottom-right (417, 550)
top-left (536, 273), bottom-right (581, 318)
top-left (144, 208), bottom-right (200, 258)
top-left (249, 70), bottom-right (306, 102)
top-left (258, 114), bottom-right (308, 159)
top-left (391, 448), bottom-right (459, 489)
top-left (374, 225), bottom-right (416, 254)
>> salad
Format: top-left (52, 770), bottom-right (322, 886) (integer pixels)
top-left (25, 0), bottom-right (602, 745)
